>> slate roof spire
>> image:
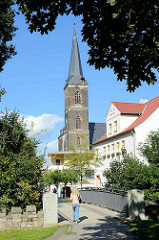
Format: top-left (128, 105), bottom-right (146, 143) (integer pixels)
top-left (66, 23), bottom-right (87, 86)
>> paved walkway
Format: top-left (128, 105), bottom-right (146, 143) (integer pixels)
top-left (45, 200), bottom-right (134, 240)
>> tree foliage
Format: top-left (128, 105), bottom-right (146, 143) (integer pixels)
top-left (104, 151), bottom-right (150, 190)
top-left (64, 135), bottom-right (101, 187)
top-left (0, 88), bottom-right (6, 102)
top-left (104, 151), bottom-right (159, 202)
top-left (139, 130), bottom-right (159, 165)
top-left (61, 168), bottom-right (79, 186)
top-left (0, 111), bottom-right (44, 209)
top-left (0, 0), bottom-right (17, 73)
top-left (16, 0), bottom-right (159, 91)
top-left (43, 168), bottom-right (79, 189)
top-left (43, 169), bottom-right (61, 189)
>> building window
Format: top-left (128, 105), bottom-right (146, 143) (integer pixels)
top-left (103, 146), bottom-right (106, 155)
top-left (103, 146), bottom-right (106, 159)
top-left (76, 116), bottom-right (81, 129)
top-left (111, 144), bottom-right (115, 155)
top-left (109, 123), bottom-right (112, 134)
top-left (77, 137), bottom-right (81, 147)
top-left (114, 120), bottom-right (117, 132)
top-left (75, 91), bottom-right (81, 104)
top-left (116, 142), bottom-right (120, 153)
top-left (56, 159), bottom-right (60, 165)
top-left (110, 108), bottom-right (114, 115)
top-left (122, 140), bottom-right (125, 149)
top-left (107, 145), bottom-right (110, 157)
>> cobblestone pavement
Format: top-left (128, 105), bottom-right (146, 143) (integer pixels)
top-left (45, 200), bottom-right (134, 240)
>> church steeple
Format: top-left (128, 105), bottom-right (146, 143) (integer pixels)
top-left (66, 24), bottom-right (87, 86)
top-left (59, 25), bottom-right (89, 152)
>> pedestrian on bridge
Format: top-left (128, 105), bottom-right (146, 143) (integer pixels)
top-left (70, 187), bottom-right (81, 223)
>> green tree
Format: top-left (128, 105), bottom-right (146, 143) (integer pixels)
top-left (43, 169), bottom-right (62, 189)
top-left (65, 135), bottom-right (101, 187)
top-left (139, 130), bottom-right (159, 165)
top-left (43, 168), bottom-right (79, 196)
top-left (0, 88), bottom-right (6, 102)
top-left (61, 168), bottom-right (79, 187)
top-left (16, 0), bottom-right (159, 91)
top-left (104, 151), bottom-right (159, 202)
top-left (0, 111), bottom-right (44, 209)
top-left (0, 0), bottom-right (17, 72)
top-left (104, 151), bottom-right (150, 190)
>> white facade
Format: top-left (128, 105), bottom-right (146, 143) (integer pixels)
top-left (93, 97), bottom-right (159, 187)
top-left (135, 108), bottom-right (159, 159)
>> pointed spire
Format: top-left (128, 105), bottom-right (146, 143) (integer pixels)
top-left (66, 24), bottom-right (87, 86)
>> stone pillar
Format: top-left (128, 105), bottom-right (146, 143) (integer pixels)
top-left (43, 192), bottom-right (58, 226)
top-left (128, 189), bottom-right (145, 220)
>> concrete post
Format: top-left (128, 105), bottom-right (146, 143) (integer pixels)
top-left (128, 189), bottom-right (145, 220)
top-left (43, 192), bottom-right (58, 226)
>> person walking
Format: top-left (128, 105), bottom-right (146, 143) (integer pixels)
top-left (70, 187), bottom-right (81, 223)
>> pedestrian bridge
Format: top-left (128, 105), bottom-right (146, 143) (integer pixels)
top-left (57, 200), bottom-right (134, 240)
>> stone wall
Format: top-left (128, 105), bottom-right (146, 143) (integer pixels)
top-left (0, 205), bottom-right (44, 232)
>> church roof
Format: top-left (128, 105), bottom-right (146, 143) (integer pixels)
top-left (89, 122), bottom-right (106, 148)
top-left (65, 25), bottom-right (88, 87)
top-left (93, 96), bottom-right (159, 145)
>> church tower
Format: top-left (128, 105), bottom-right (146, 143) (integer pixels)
top-left (58, 25), bottom-right (89, 151)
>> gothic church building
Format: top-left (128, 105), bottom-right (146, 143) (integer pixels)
top-left (58, 26), bottom-right (105, 152)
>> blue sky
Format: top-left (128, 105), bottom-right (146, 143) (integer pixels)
top-left (0, 10), bottom-right (159, 165)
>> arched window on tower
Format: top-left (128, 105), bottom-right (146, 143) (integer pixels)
top-left (75, 91), bottom-right (81, 104)
top-left (76, 116), bottom-right (81, 129)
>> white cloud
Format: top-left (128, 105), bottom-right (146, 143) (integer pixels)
top-left (47, 140), bottom-right (58, 151)
top-left (139, 99), bottom-right (149, 104)
top-left (23, 114), bottom-right (63, 140)
top-left (40, 140), bottom-right (58, 152)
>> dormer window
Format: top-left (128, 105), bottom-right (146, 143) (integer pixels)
top-left (75, 91), bottom-right (81, 104)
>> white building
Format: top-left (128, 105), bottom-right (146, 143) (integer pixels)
top-left (93, 96), bottom-right (159, 187)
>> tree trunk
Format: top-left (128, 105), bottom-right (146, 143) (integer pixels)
top-left (80, 174), bottom-right (82, 187)
top-left (64, 184), bottom-right (66, 198)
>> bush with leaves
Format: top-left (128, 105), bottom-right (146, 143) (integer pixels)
top-left (104, 151), bottom-right (159, 202)
top-left (139, 130), bottom-right (159, 166)
top-left (0, 111), bottom-right (44, 209)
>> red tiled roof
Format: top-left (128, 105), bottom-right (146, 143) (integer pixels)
top-left (112, 102), bottom-right (146, 114)
top-left (94, 133), bottom-right (107, 144)
top-left (93, 96), bottom-right (159, 145)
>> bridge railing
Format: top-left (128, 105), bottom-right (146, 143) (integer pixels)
top-left (78, 187), bottom-right (128, 215)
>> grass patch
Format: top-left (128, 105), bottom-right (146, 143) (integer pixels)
top-left (64, 225), bottom-right (72, 235)
top-left (128, 219), bottom-right (159, 239)
top-left (0, 226), bottom-right (60, 240)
